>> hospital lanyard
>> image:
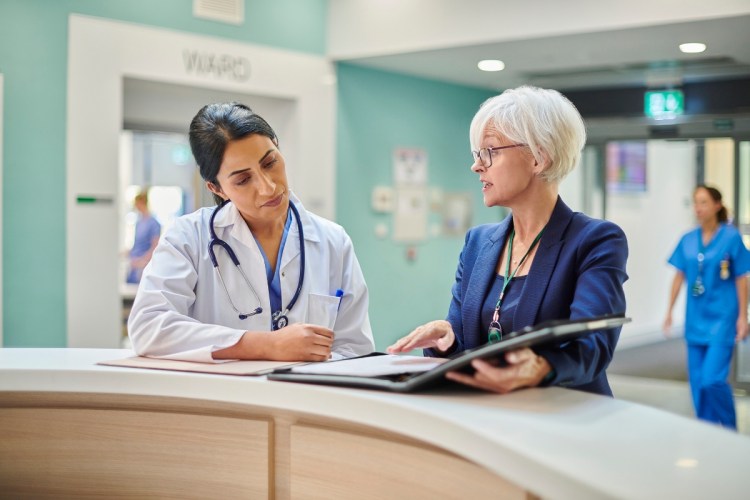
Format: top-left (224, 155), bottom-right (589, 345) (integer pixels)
top-left (488, 227), bottom-right (545, 343)
top-left (693, 231), bottom-right (711, 297)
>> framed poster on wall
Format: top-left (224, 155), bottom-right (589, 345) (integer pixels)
top-left (606, 141), bottom-right (647, 193)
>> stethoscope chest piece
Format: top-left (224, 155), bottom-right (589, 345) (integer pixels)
top-left (272, 312), bottom-right (289, 330)
top-left (208, 199), bottom-right (306, 325)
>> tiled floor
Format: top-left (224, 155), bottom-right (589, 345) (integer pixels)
top-left (609, 338), bottom-right (750, 436)
top-left (609, 374), bottom-right (750, 435)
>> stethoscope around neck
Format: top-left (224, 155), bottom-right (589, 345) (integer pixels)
top-left (207, 198), bottom-right (306, 330)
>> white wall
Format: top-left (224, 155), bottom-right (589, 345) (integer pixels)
top-left (559, 157), bottom-right (584, 214)
top-left (704, 138), bottom-right (735, 213)
top-left (67, 15), bottom-right (336, 348)
top-left (328, 0), bottom-right (750, 58)
top-left (607, 140), bottom-right (696, 347)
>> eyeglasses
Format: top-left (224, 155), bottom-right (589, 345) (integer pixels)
top-left (471, 144), bottom-right (526, 168)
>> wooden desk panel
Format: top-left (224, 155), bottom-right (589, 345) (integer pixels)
top-left (289, 423), bottom-right (532, 500)
top-left (0, 406), bottom-right (269, 498)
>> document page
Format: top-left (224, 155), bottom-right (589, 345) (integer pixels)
top-left (98, 356), bottom-right (299, 376)
top-left (289, 354), bottom-right (447, 377)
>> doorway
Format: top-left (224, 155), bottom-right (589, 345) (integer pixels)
top-left (117, 79), bottom-right (296, 346)
top-left (67, 15), bottom-right (335, 348)
top-left (603, 139), bottom-right (697, 347)
top-left (733, 139), bottom-right (750, 390)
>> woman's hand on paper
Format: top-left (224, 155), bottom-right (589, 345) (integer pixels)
top-left (445, 348), bottom-right (551, 394)
top-left (386, 320), bottom-right (455, 354)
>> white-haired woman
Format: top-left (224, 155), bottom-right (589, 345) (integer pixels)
top-left (388, 86), bottom-right (629, 396)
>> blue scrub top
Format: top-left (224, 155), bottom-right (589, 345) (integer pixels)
top-left (254, 209), bottom-right (293, 327)
top-left (130, 215), bottom-right (161, 258)
top-left (668, 224), bottom-right (750, 345)
top-left (127, 215), bottom-right (161, 284)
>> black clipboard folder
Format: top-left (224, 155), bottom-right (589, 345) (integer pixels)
top-left (267, 314), bottom-right (630, 393)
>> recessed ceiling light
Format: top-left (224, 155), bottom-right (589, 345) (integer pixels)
top-left (679, 42), bottom-right (706, 54)
top-left (675, 458), bottom-right (699, 468)
top-left (478, 59), bottom-right (505, 72)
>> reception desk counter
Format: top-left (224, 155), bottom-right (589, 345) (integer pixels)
top-left (1, 348), bottom-right (749, 499)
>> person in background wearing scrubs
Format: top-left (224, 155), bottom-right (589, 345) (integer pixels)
top-left (663, 185), bottom-right (750, 429)
top-left (388, 86), bottom-right (629, 396)
top-left (126, 190), bottom-right (161, 284)
top-left (128, 102), bottom-right (374, 362)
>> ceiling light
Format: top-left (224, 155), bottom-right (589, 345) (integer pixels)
top-left (478, 60), bottom-right (505, 72)
top-left (675, 458), bottom-right (699, 468)
top-left (679, 43), bottom-right (706, 54)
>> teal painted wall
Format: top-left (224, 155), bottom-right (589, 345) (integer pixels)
top-left (0, 0), bottom-right (327, 346)
top-left (336, 63), bottom-right (498, 351)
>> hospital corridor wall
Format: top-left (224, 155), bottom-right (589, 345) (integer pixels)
top-left (335, 63), bottom-right (498, 350)
top-left (0, 0), bottom-right (329, 348)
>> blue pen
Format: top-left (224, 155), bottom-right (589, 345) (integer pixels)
top-left (335, 289), bottom-right (344, 310)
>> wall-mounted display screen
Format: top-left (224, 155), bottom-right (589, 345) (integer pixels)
top-left (606, 141), bottom-right (647, 193)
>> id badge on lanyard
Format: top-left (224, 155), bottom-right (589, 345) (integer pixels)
top-left (692, 252), bottom-right (705, 297)
top-left (720, 253), bottom-right (731, 281)
top-left (692, 236), bottom-right (706, 297)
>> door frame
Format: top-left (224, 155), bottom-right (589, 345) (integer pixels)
top-left (0, 73), bottom-right (4, 346)
top-left (67, 15), bottom-right (336, 347)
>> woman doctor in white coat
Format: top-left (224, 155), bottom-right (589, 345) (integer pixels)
top-left (128, 102), bottom-right (375, 362)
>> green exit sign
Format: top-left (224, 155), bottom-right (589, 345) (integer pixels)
top-left (645, 90), bottom-right (684, 119)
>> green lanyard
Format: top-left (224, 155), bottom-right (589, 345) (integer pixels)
top-left (488, 226), bottom-right (545, 343)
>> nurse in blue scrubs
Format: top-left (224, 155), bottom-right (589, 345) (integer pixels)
top-left (126, 190), bottom-right (161, 284)
top-left (664, 185), bottom-right (750, 429)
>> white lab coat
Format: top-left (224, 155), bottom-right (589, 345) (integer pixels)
top-left (128, 193), bottom-right (374, 362)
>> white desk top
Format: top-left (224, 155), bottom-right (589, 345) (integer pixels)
top-left (1, 348), bottom-right (749, 499)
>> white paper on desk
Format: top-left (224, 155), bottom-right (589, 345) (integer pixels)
top-left (289, 354), bottom-right (447, 377)
top-left (98, 356), bottom-right (299, 376)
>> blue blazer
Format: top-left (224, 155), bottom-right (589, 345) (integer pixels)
top-left (428, 197), bottom-right (629, 396)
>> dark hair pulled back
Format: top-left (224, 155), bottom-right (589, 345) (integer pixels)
top-left (695, 184), bottom-right (728, 223)
top-left (189, 102), bottom-right (277, 205)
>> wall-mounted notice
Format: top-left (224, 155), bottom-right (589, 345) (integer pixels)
top-left (393, 187), bottom-right (428, 242)
top-left (442, 192), bottom-right (473, 236)
top-left (393, 148), bottom-right (428, 186)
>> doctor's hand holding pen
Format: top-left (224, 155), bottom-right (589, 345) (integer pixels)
top-left (213, 324), bottom-right (334, 362)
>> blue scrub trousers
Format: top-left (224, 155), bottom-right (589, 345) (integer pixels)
top-left (686, 343), bottom-right (736, 429)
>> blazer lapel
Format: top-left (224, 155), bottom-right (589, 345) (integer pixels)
top-left (513, 197), bottom-right (574, 329)
top-left (463, 219), bottom-right (510, 348)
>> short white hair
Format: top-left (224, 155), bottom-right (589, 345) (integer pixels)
top-left (469, 86), bottom-right (586, 182)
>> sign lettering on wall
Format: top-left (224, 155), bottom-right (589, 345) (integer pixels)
top-left (183, 49), bottom-right (250, 81)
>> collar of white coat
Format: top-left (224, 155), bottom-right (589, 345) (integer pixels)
top-left (211, 190), bottom-right (321, 245)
